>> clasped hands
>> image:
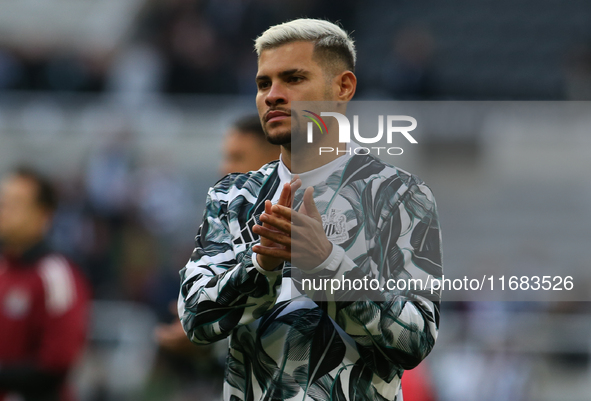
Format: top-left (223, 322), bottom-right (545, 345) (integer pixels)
top-left (252, 177), bottom-right (333, 272)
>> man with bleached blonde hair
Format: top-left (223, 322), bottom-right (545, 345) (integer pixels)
top-left (179, 18), bottom-right (442, 401)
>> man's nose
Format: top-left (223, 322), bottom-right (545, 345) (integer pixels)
top-left (265, 82), bottom-right (287, 107)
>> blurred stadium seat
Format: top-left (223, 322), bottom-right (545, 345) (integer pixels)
top-left (74, 300), bottom-right (158, 401)
top-left (0, 0), bottom-right (144, 52)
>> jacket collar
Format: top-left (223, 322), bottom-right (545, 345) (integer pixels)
top-left (1, 240), bottom-right (51, 267)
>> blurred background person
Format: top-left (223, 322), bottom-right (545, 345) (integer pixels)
top-left (219, 114), bottom-right (281, 176)
top-left (401, 363), bottom-right (437, 401)
top-left (0, 167), bottom-right (90, 401)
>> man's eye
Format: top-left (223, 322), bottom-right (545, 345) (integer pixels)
top-left (258, 81), bottom-right (270, 89)
top-left (288, 76), bottom-right (303, 83)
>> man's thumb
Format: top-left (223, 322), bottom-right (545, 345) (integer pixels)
top-left (302, 187), bottom-right (321, 220)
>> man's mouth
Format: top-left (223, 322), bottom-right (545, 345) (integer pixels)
top-left (265, 110), bottom-right (290, 123)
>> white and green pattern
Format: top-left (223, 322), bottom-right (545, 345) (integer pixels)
top-left (179, 154), bottom-right (443, 401)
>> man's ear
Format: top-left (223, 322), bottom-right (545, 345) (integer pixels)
top-left (336, 71), bottom-right (357, 101)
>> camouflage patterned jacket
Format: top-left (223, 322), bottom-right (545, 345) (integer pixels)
top-left (179, 153), bottom-right (443, 401)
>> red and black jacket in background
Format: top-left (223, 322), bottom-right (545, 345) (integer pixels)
top-left (0, 242), bottom-right (90, 401)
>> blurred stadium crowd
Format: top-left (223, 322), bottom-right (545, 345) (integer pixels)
top-left (2, 0), bottom-right (591, 100)
top-left (1, 0), bottom-right (591, 401)
top-left (0, 0), bottom-right (355, 95)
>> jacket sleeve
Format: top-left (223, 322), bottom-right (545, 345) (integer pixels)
top-left (37, 257), bottom-right (90, 373)
top-left (178, 184), bottom-right (284, 345)
top-left (300, 177), bottom-right (443, 382)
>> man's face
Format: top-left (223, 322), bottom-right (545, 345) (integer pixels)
top-left (256, 41), bottom-right (335, 145)
top-left (221, 129), bottom-right (279, 175)
top-left (0, 175), bottom-right (50, 247)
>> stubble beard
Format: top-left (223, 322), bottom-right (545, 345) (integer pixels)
top-left (263, 124), bottom-right (291, 146)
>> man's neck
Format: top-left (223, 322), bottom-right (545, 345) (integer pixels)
top-left (1, 237), bottom-right (47, 261)
top-left (280, 144), bottom-right (347, 173)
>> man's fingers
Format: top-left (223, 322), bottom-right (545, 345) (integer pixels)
top-left (252, 245), bottom-right (291, 260)
top-left (260, 213), bottom-right (291, 233)
top-left (277, 183), bottom-right (291, 207)
top-left (273, 204), bottom-right (312, 226)
top-left (277, 177), bottom-right (302, 208)
top-left (270, 204), bottom-right (291, 221)
top-left (301, 186), bottom-right (322, 221)
top-left (289, 178), bottom-right (302, 206)
top-left (265, 199), bottom-right (274, 215)
top-left (253, 224), bottom-right (292, 246)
